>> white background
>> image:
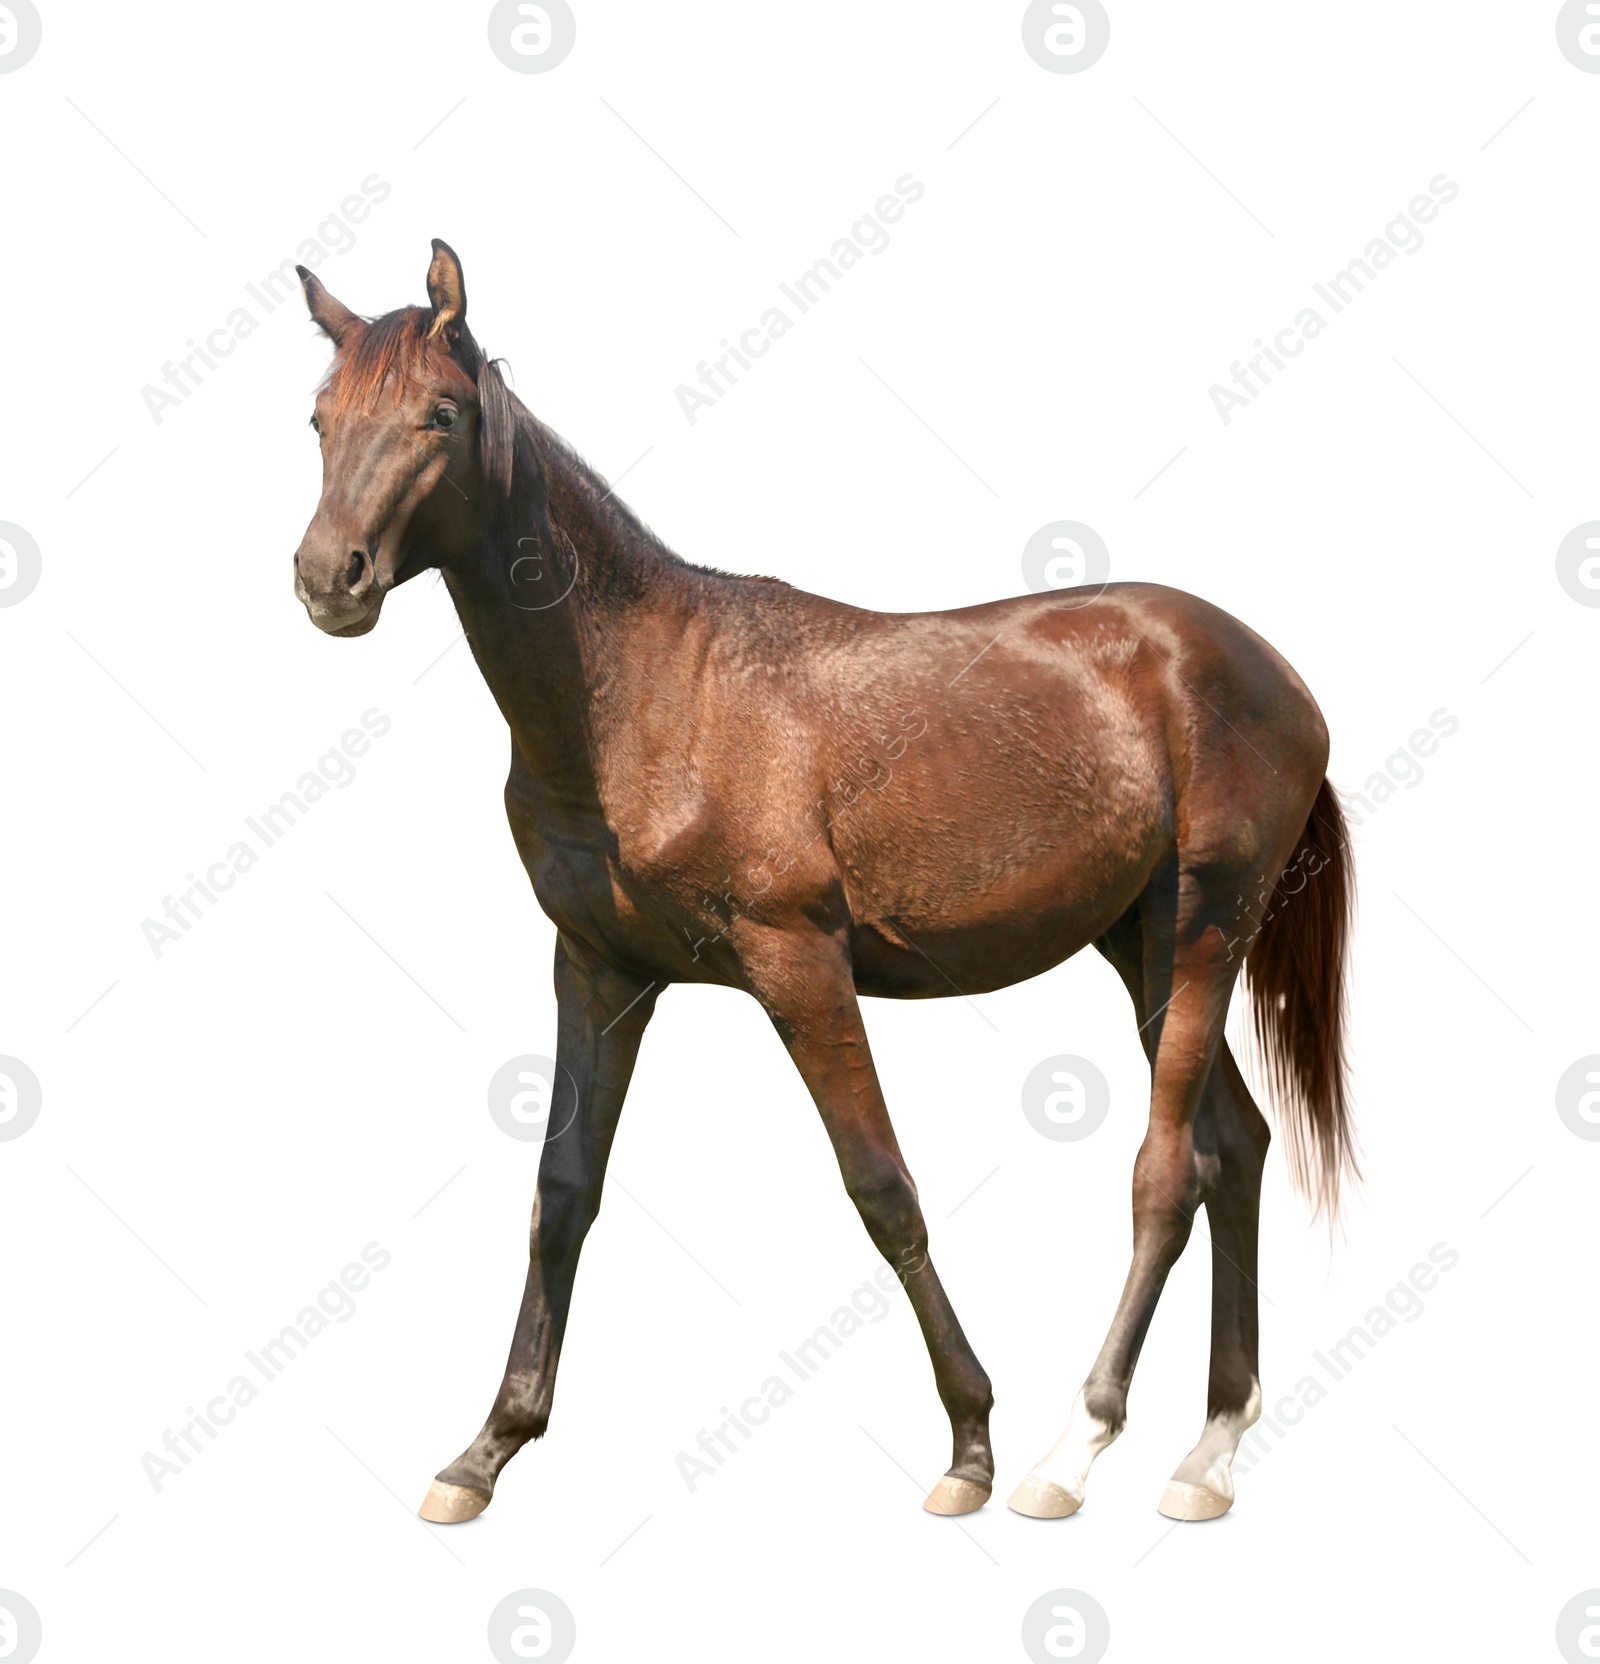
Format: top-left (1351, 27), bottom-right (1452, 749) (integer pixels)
top-left (1, 3), bottom-right (1594, 1660)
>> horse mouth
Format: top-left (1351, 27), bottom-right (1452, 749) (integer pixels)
top-left (328, 603), bottom-right (383, 638)
top-left (301, 588), bottom-right (385, 636)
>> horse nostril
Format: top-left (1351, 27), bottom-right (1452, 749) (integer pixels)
top-left (346, 550), bottom-right (368, 589)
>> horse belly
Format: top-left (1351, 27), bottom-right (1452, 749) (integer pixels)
top-left (841, 803), bottom-right (1168, 999)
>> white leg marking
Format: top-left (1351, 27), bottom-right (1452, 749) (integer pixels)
top-left (1158, 1379), bottom-right (1261, 1521)
top-left (1006, 1390), bottom-right (1120, 1519)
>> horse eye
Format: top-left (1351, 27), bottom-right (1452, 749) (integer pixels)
top-left (309, 413), bottom-right (321, 435)
top-left (432, 405), bottom-right (457, 429)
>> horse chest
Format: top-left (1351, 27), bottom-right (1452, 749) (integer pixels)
top-left (512, 820), bottom-right (745, 981)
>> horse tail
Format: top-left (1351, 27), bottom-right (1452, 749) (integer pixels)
top-left (1244, 778), bottom-right (1357, 1220)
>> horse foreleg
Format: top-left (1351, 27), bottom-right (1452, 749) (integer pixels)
top-left (419, 935), bottom-right (658, 1522)
top-left (741, 926), bottom-right (995, 1516)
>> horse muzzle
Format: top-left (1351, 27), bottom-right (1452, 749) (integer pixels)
top-left (294, 541), bottom-right (388, 636)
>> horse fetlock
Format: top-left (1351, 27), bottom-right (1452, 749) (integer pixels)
top-left (951, 1429), bottom-right (995, 1483)
top-left (1159, 1377), bottom-right (1261, 1522)
top-left (1080, 1381), bottom-right (1129, 1440)
top-left (1008, 1387), bottom-right (1122, 1519)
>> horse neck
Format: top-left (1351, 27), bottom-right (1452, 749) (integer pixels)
top-left (443, 417), bottom-right (682, 820)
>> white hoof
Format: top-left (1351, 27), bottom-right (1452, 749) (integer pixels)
top-left (1160, 1381), bottom-right (1258, 1522)
top-left (418, 1479), bottom-right (491, 1523)
top-left (1158, 1478), bottom-right (1233, 1521)
top-left (1009, 1389), bottom-right (1116, 1519)
top-left (1006, 1474), bottom-right (1084, 1519)
top-left (923, 1475), bottom-right (991, 1516)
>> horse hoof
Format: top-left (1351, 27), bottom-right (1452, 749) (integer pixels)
top-left (1157, 1479), bottom-right (1232, 1521)
top-left (1006, 1475), bottom-right (1083, 1519)
top-left (922, 1475), bottom-right (991, 1516)
top-left (418, 1480), bottom-right (492, 1523)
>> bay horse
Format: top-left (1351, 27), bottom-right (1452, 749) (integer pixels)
top-left (291, 242), bottom-right (1355, 1526)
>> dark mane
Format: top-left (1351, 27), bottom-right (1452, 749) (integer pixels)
top-left (509, 399), bottom-right (788, 590)
top-left (324, 307), bottom-right (787, 588)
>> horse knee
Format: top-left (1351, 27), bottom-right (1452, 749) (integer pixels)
top-left (843, 1161), bottom-right (925, 1263)
top-left (533, 1171), bottom-right (604, 1259)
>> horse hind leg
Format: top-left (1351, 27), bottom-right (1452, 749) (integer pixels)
top-left (1006, 905), bottom-right (1148, 1519)
top-left (1157, 1043), bottom-right (1268, 1521)
top-left (1008, 880), bottom-right (1238, 1519)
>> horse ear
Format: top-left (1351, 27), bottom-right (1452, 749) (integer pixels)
top-left (425, 238), bottom-right (467, 342)
top-left (296, 267), bottom-right (361, 348)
